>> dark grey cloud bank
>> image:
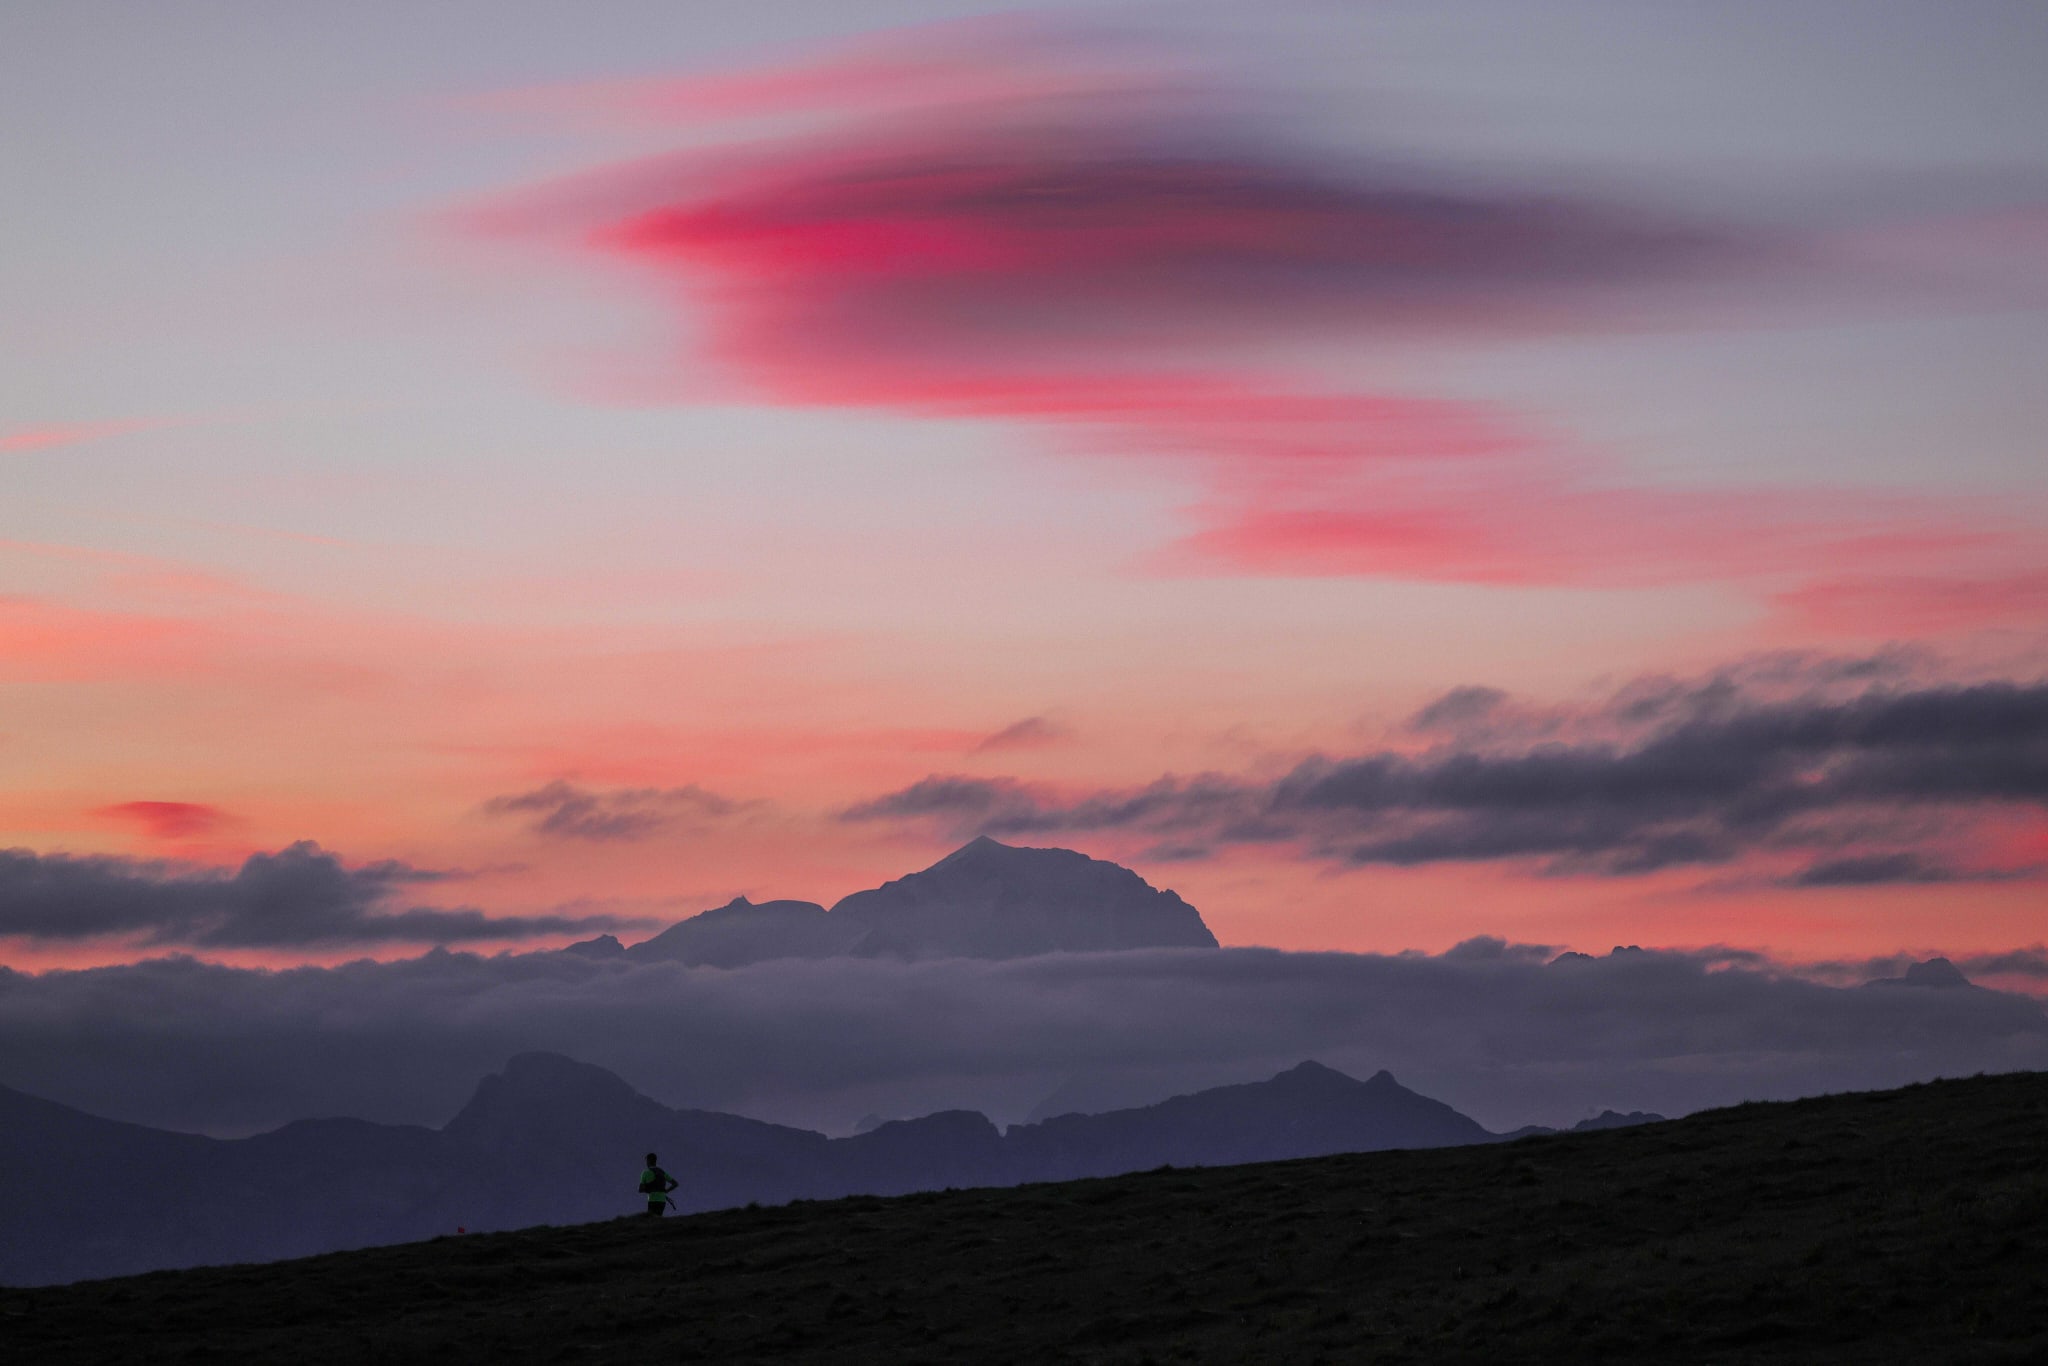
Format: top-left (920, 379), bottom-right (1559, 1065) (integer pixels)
top-left (1785, 852), bottom-right (2021, 888)
top-left (0, 842), bottom-right (631, 947)
top-left (845, 664), bottom-right (2048, 884)
top-left (2, 941), bottom-right (2040, 1139)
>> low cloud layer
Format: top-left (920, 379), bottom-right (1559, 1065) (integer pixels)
top-left (0, 842), bottom-right (631, 948)
top-left (846, 661), bottom-right (2048, 884)
top-left (1, 940), bottom-right (2041, 1138)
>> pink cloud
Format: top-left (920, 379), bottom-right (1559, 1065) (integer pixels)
top-left (456, 26), bottom-right (2044, 607)
top-left (1168, 476), bottom-right (2019, 589)
top-left (455, 20), bottom-right (1116, 130)
top-left (455, 721), bottom-right (1005, 791)
top-left (0, 595), bottom-right (229, 682)
top-left (0, 418), bottom-right (178, 455)
top-left (1771, 570), bottom-right (2048, 638)
top-left (93, 800), bottom-right (235, 841)
top-left (1843, 201), bottom-right (2048, 299)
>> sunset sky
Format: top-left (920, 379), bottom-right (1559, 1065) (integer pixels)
top-left (6, 0), bottom-right (2046, 979)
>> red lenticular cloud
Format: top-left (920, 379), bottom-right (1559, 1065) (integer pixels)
top-left (94, 801), bottom-right (233, 841)
top-left (459, 26), bottom-right (2044, 609)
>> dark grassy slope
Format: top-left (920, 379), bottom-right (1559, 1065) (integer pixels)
top-left (9, 1072), bottom-right (2045, 1365)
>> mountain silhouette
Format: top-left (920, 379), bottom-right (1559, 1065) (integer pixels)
top-left (621, 838), bottom-right (1218, 967)
top-left (830, 836), bottom-right (1219, 958)
top-left (3, 1051), bottom-right (1491, 1286)
top-left (1024, 1067), bottom-right (1219, 1122)
top-left (1497, 1108), bottom-right (1669, 1140)
top-left (1865, 956), bottom-right (1975, 989)
top-left (0, 1079), bottom-right (457, 1286)
top-left (624, 897), bottom-right (853, 966)
top-left (1570, 1108), bottom-right (1667, 1131)
top-left (560, 933), bottom-right (625, 959)
top-left (1007, 1061), bottom-right (1489, 1181)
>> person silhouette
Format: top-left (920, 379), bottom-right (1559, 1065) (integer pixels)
top-left (639, 1151), bottom-right (679, 1215)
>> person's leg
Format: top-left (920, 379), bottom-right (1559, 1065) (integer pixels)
top-left (647, 1201), bottom-right (665, 1216)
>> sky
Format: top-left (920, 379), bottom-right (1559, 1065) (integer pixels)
top-left (4, 0), bottom-right (2046, 1017)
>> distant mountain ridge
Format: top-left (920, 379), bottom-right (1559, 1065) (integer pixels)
top-left (614, 837), bottom-right (1218, 967)
top-left (1497, 1108), bottom-right (1669, 1141)
top-left (4, 1051), bottom-right (1488, 1287)
top-left (1006, 1062), bottom-right (1494, 1181)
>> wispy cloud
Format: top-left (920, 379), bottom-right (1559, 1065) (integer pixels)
top-left (974, 716), bottom-right (1071, 753)
top-left (1958, 946), bottom-right (2048, 980)
top-left (0, 595), bottom-right (231, 683)
top-left (481, 779), bottom-right (746, 842)
top-left (1773, 570), bottom-right (2048, 637)
top-left (845, 657), bottom-right (2048, 885)
top-left (1781, 852), bottom-right (2028, 888)
top-left (0, 417), bottom-right (181, 455)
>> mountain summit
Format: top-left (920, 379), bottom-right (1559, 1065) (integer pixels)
top-left (1864, 957), bottom-right (1975, 990)
top-left (625, 839), bottom-right (1217, 966)
top-left (828, 837), bottom-right (1219, 959)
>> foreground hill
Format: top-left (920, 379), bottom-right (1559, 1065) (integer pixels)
top-left (9, 1071), bottom-right (2044, 1364)
top-left (0, 1053), bottom-right (1488, 1286)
